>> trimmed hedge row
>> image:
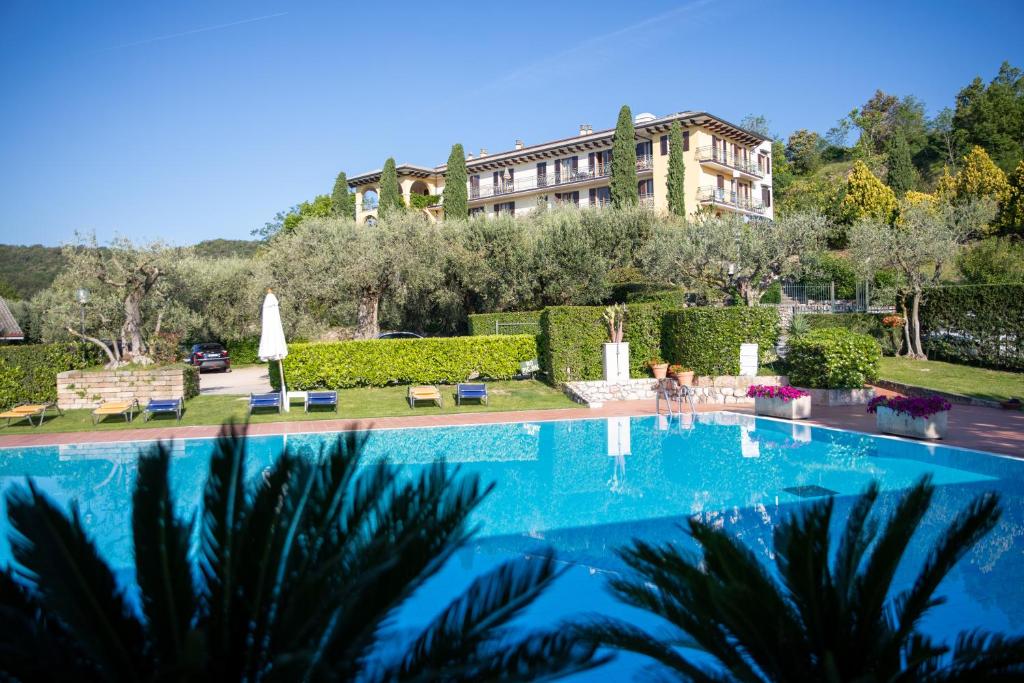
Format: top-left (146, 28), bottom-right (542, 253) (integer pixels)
top-left (274, 334), bottom-right (538, 389)
top-left (540, 304), bottom-right (663, 383)
top-left (0, 343), bottom-right (103, 408)
top-left (662, 307), bottom-right (780, 375)
top-left (803, 313), bottom-right (896, 355)
top-left (787, 328), bottom-right (880, 389)
top-left (226, 338), bottom-right (262, 365)
top-left (919, 284), bottom-right (1024, 371)
top-left (467, 311), bottom-right (542, 336)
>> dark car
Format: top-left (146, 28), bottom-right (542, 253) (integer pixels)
top-left (375, 331), bottom-right (424, 340)
top-left (188, 342), bottom-right (231, 372)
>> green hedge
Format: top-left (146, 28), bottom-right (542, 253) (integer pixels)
top-left (919, 284), bottom-right (1024, 371)
top-left (467, 311), bottom-right (542, 336)
top-left (662, 308), bottom-right (780, 375)
top-left (183, 365), bottom-right (200, 399)
top-left (226, 338), bottom-right (262, 365)
top-left (273, 334), bottom-right (538, 389)
top-left (787, 328), bottom-right (881, 389)
top-left (0, 343), bottom-right (102, 408)
top-left (539, 304), bottom-right (664, 383)
top-left (803, 313), bottom-right (896, 354)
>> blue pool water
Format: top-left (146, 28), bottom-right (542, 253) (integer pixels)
top-left (1, 413), bottom-right (1022, 678)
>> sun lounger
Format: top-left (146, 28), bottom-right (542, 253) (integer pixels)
top-left (408, 385), bottom-right (442, 409)
top-left (0, 402), bottom-right (62, 427)
top-left (144, 398), bottom-right (183, 422)
top-left (92, 399), bottom-right (139, 425)
top-left (305, 391), bottom-right (338, 413)
top-left (249, 392), bottom-right (282, 415)
top-left (456, 383), bottom-right (488, 405)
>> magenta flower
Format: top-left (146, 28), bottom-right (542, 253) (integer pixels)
top-left (746, 385), bottom-right (810, 402)
top-left (867, 395), bottom-right (952, 419)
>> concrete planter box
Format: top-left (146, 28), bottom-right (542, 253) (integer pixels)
top-left (602, 342), bottom-right (630, 382)
top-left (875, 406), bottom-right (948, 440)
top-left (754, 395), bottom-right (812, 420)
top-left (804, 387), bottom-right (876, 406)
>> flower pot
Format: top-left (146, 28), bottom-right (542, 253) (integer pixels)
top-left (673, 370), bottom-right (694, 386)
top-left (602, 342), bottom-right (630, 382)
top-left (650, 363), bottom-right (669, 379)
top-left (875, 405), bottom-right (948, 440)
top-left (754, 395), bottom-right (812, 420)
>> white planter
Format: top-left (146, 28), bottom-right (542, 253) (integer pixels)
top-left (603, 342), bottom-right (630, 382)
top-left (754, 395), bottom-right (812, 420)
top-left (804, 387), bottom-right (876, 406)
top-left (875, 406), bottom-right (948, 440)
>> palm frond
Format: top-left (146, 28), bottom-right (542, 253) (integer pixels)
top-left (833, 480), bottom-right (880, 601)
top-left (6, 480), bottom-right (148, 681)
top-left (132, 442), bottom-right (197, 672)
top-left (577, 618), bottom-right (717, 681)
top-left (926, 629), bottom-right (1024, 680)
top-left (465, 628), bottom-right (609, 683)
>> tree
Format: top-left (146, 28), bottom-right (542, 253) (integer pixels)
top-left (998, 160), bottom-right (1024, 235)
top-left (739, 114), bottom-right (772, 138)
top-left (648, 212), bottom-right (829, 306)
top-left (585, 476), bottom-right (1024, 680)
top-left (952, 61), bottom-right (1024, 173)
top-left (442, 143), bottom-right (469, 220)
top-left (957, 237), bottom-right (1024, 283)
top-left (0, 425), bottom-right (601, 680)
top-left (840, 161), bottom-right (898, 224)
top-left (610, 105), bottom-right (638, 208)
top-left (666, 120), bottom-right (686, 217)
top-left (769, 139), bottom-right (795, 209)
top-left (330, 171), bottom-right (355, 219)
top-left (885, 130), bottom-right (917, 196)
top-left (785, 129), bottom-right (825, 174)
top-left (378, 157), bottom-right (405, 218)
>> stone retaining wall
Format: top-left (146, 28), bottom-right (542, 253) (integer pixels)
top-left (563, 375), bottom-right (789, 408)
top-left (57, 367), bottom-right (195, 409)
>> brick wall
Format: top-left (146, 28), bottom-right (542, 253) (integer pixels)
top-left (57, 367), bottom-right (191, 409)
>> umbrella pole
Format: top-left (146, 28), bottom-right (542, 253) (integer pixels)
top-left (279, 359), bottom-right (289, 413)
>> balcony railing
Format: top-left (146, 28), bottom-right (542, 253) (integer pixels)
top-left (695, 146), bottom-right (764, 178)
top-left (360, 202), bottom-right (378, 212)
top-left (697, 186), bottom-right (767, 214)
top-left (469, 156), bottom-right (654, 201)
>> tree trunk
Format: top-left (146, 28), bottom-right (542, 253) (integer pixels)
top-left (355, 288), bottom-right (380, 339)
top-left (910, 291), bottom-right (927, 359)
top-left (66, 327), bottom-right (119, 367)
top-left (123, 290), bottom-right (149, 361)
top-left (738, 281), bottom-right (760, 307)
top-left (899, 299), bottom-right (911, 357)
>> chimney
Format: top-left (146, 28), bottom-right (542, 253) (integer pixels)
top-left (479, 148), bottom-right (488, 157)
top-left (579, 124), bottom-right (589, 136)
top-left (514, 139), bottom-right (524, 150)
top-left (587, 125), bottom-right (594, 134)
top-left (466, 153), bottom-right (474, 161)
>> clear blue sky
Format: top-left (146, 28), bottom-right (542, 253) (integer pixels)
top-left (1, 0), bottom-right (1022, 246)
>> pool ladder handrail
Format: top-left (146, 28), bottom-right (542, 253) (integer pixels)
top-left (655, 378), bottom-right (696, 416)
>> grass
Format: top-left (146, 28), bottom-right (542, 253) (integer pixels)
top-left (0, 380), bottom-right (578, 436)
top-left (877, 357), bottom-right (1024, 403)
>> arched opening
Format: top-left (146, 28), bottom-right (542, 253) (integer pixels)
top-left (362, 188), bottom-right (379, 210)
top-left (409, 180), bottom-right (430, 196)
top-left (365, 215), bottom-right (377, 226)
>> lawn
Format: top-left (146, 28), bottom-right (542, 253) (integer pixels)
top-left (877, 357), bottom-right (1024, 402)
top-left (0, 380), bottom-right (577, 436)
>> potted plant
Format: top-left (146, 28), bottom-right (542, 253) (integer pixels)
top-left (669, 364), bottom-right (695, 386)
top-left (601, 304), bottom-right (629, 382)
top-left (747, 385), bottom-right (812, 420)
top-left (867, 394), bottom-right (951, 440)
top-left (881, 315), bottom-right (905, 356)
top-left (647, 358), bottom-right (669, 380)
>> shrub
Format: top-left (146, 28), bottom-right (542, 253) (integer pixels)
top-left (227, 337), bottom-right (262, 365)
top-left (467, 311), bottom-right (542, 336)
top-left (787, 328), bottom-right (881, 389)
top-left (918, 284), bottom-right (1024, 370)
top-left (803, 313), bottom-right (896, 354)
top-left (183, 365), bottom-right (200, 399)
top-left (274, 334), bottom-right (537, 389)
top-left (661, 307), bottom-right (780, 375)
top-left (759, 282), bottom-right (781, 304)
top-left (539, 304), bottom-right (663, 383)
top-left (0, 343), bottom-right (102, 408)
top-left (800, 252), bottom-right (858, 299)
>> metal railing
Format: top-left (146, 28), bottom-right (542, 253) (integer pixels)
top-left (360, 202), bottom-right (378, 212)
top-left (696, 186), bottom-right (767, 214)
top-left (469, 156), bottom-right (653, 201)
top-left (695, 146), bottom-right (764, 177)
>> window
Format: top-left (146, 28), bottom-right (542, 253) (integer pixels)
top-left (536, 161), bottom-right (547, 187)
top-left (494, 201), bottom-right (515, 215)
top-left (554, 191), bottom-right (579, 206)
top-left (589, 186), bottom-right (611, 207)
top-left (589, 150), bottom-right (611, 176)
top-left (660, 135), bottom-right (669, 156)
top-left (682, 131), bottom-right (689, 151)
top-left (762, 186), bottom-right (772, 208)
top-left (470, 174), bottom-right (480, 198)
top-left (638, 179), bottom-right (653, 197)
top-left (469, 206), bottom-right (484, 217)
top-left (556, 156), bottom-right (577, 183)
top-left (635, 140), bottom-right (653, 160)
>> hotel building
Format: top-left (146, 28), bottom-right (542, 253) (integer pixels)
top-left (348, 110), bottom-right (773, 223)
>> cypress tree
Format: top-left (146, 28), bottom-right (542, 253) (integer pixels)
top-left (378, 157), bottom-right (404, 218)
top-left (442, 143), bottom-right (469, 220)
top-left (330, 171), bottom-right (355, 219)
top-left (667, 120), bottom-right (687, 216)
top-left (610, 105), bottom-right (638, 208)
top-left (885, 131), bottom-right (917, 197)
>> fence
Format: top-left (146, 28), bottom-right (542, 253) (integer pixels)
top-left (765, 281), bottom-right (895, 314)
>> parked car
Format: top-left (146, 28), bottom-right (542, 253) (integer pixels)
top-left (375, 331), bottom-right (424, 340)
top-left (187, 342), bottom-right (231, 372)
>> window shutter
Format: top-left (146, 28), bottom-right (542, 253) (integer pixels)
top-left (588, 152), bottom-right (595, 173)
top-left (660, 135), bottom-right (668, 155)
top-left (683, 131), bottom-right (689, 151)
top-left (554, 159), bottom-right (561, 184)
top-left (589, 188), bottom-right (596, 204)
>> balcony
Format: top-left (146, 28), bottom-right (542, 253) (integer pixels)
top-left (360, 202), bottom-right (378, 212)
top-left (695, 146), bottom-right (764, 178)
top-left (697, 186), bottom-right (767, 215)
top-left (469, 156), bottom-right (654, 201)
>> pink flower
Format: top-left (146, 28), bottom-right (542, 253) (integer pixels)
top-left (746, 385), bottom-right (810, 402)
top-left (867, 395), bottom-right (951, 419)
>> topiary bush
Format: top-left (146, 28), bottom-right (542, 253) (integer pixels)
top-left (918, 284), bottom-right (1024, 371)
top-left (467, 311), bottom-right (542, 336)
top-left (787, 328), bottom-right (881, 389)
top-left (661, 307), bottom-right (780, 375)
top-left (274, 334), bottom-right (538, 389)
top-left (0, 343), bottom-right (103, 408)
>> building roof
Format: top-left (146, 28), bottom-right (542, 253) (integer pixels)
top-left (347, 110), bottom-right (769, 187)
top-left (0, 297), bottom-right (24, 341)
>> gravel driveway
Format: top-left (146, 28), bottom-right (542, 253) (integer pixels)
top-left (199, 365), bottom-right (272, 395)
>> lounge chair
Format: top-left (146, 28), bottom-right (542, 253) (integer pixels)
top-left (456, 383), bottom-right (488, 405)
top-left (144, 398), bottom-right (183, 422)
top-left (249, 392), bottom-right (282, 415)
top-left (0, 402), bottom-right (62, 427)
top-left (92, 399), bottom-right (139, 425)
top-left (408, 385), bottom-right (442, 409)
top-left (304, 391), bottom-right (338, 413)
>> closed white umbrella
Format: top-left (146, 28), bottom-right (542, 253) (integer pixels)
top-left (258, 289), bottom-right (290, 412)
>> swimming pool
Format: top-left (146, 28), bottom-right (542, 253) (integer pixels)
top-left (1, 413), bottom-right (1022, 678)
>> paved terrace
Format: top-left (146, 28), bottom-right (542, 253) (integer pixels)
top-left (1, 392), bottom-right (1022, 458)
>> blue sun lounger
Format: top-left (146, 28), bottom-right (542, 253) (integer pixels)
top-left (144, 398), bottom-right (182, 422)
top-left (249, 392), bottom-right (282, 415)
top-left (456, 383), bottom-right (488, 406)
top-left (304, 391), bottom-right (338, 413)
